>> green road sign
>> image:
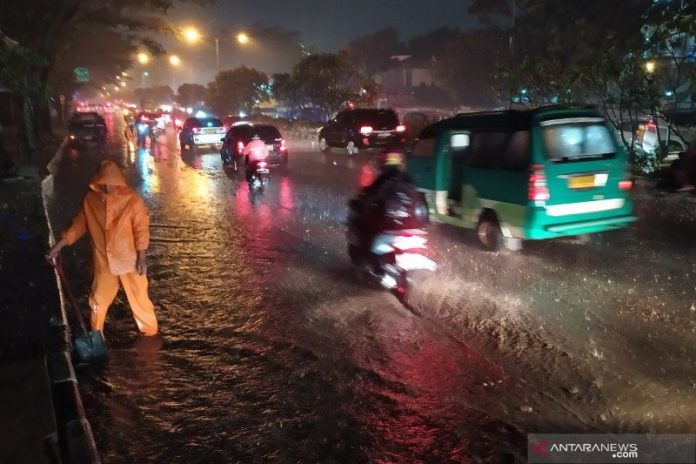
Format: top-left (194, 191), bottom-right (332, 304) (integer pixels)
top-left (74, 67), bottom-right (89, 83)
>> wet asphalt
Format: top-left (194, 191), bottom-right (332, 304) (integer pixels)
top-left (43, 114), bottom-right (696, 463)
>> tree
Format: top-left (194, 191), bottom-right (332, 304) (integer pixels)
top-left (0, 39), bottom-right (47, 149)
top-left (292, 52), bottom-right (376, 116)
top-left (343, 28), bottom-right (403, 75)
top-left (271, 72), bottom-right (302, 114)
top-left (0, 0), bottom-right (208, 140)
top-left (206, 67), bottom-right (270, 116)
top-left (431, 28), bottom-right (506, 108)
top-left (134, 86), bottom-right (174, 107)
top-left (177, 83), bottom-right (207, 108)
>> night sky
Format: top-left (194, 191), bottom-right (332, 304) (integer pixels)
top-left (162, 0), bottom-right (478, 84)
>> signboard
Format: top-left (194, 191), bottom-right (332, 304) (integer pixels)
top-left (74, 67), bottom-right (89, 83)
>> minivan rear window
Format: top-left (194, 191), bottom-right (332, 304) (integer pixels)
top-left (542, 119), bottom-right (615, 162)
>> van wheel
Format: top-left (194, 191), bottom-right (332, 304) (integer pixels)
top-left (477, 214), bottom-right (502, 252)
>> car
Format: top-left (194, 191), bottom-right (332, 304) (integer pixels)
top-left (407, 105), bottom-right (637, 250)
top-left (318, 108), bottom-right (405, 155)
top-left (67, 111), bottom-right (107, 146)
top-left (179, 116), bottom-right (226, 152)
top-left (220, 123), bottom-right (288, 172)
top-left (618, 115), bottom-right (687, 163)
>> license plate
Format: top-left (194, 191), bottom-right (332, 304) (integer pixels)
top-left (378, 132), bottom-right (391, 138)
top-left (396, 253), bottom-right (437, 272)
top-left (257, 168), bottom-right (270, 174)
top-left (568, 175), bottom-right (596, 189)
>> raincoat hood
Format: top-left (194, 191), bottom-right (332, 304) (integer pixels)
top-left (89, 160), bottom-right (128, 191)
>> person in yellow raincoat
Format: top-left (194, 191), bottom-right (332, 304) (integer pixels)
top-left (47, 160), bottom-right (158, 336)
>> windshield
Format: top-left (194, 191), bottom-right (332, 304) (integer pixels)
top-left (542, 120), bottom-right (616, 162)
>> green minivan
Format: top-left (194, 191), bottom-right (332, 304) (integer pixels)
top-left (406, 105), bottom-right (637, 250)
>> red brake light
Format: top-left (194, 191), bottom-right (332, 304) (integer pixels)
top-left (646, 120), bottom-right (656, 130)
top-left (396, 125), bottom-right (406, 133)
top-left (141, 116), bottom-right (149, 121)
top-left (258, 161), bottom-right (268, 168)
top-left (529, 164), bottom-right (550, 202)
top-left (360, 126), bottom-right (373, 135)
top-left (619, 179), bottom-right (633, 191)
top-left (280, 139), bottom-right (287, 151)
top-left (237, 141), bottom-right (245, 152)
top-left (193, 127), bottom-right (200, 134)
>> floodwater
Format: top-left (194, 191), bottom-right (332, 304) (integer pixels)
top-left (43, 114), bottom-right (696, 463)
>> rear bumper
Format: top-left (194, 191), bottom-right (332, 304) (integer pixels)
top-left (525, 199), bottom-right (637, 239)
top-left (193, 134), bottom-right (223, 146)
top-left (358, 134), bottom-right (404, 148)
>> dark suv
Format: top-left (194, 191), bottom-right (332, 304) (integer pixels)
top-left (220, 123), bottom-right (288, 171)
top-left (318, 108), bottom-right (405, 155)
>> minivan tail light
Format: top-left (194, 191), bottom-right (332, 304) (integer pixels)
top-left (280, 139), bottom-right (287, 151)
top-left (529, 164), bottom-right (550, 202)
top-left (618, 179), bottom-right (633, 191)
top-left (396, 125), bottom-right (406, 133)
top-left (360, 126), bottom-right (373, 135)
top-left (237, 141), bottom-right (245, 153)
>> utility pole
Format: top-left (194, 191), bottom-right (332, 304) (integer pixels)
top-left (508, 0), bottom-right (516, 109)
top-left (215, 38), bottom-right (220, 74)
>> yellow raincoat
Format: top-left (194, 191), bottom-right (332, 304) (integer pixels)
top-left (62, 160), bottom-right (158, 336)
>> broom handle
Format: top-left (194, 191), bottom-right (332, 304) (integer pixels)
top-left (51, 256), bottom-right (90, 336)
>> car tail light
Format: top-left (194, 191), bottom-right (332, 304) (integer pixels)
top-left (193, 127), bottom-right (200, 134)
top-left (237, 141), bottom-right (245, 153)
top-left (280, 139), bottom-right (287, 151)
top-left (258, 161), bottom-right (268, 168)
top-left (529, 164), bottom-right (550, 202)
top-left (360, 126), bottom-right (373, 135)
top-left (141, 116), bottom-right (149, 121)
top-left (645, 120), bottom-right (656, 131)
top-left (396, 125), bottom-right (406, 133)
top-left (392, 234), bottom-right (427, 251)
top-left (174, 118), bottom-right (182, 127)
top-left (619, 179), bottom-right (633, 191)
top-left (69, 134), bottom-right (76, 140)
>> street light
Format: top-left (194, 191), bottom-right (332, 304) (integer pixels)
top-left (183, 26), bottom-right (201, 44)
top-left (169, 54), bottom-right (181, 66)
top-left (182, 25), bottom-right (251, 73)
top-left (137, 52), bottom-right (150, 65)
top-left (645, 60), bottom-right (656, 74)
top-left (120, 81), bottom-right (127, 87)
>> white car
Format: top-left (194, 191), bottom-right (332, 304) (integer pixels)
top-left (179, 116), bottom-right (226, 152)
top-left (618, 116), bottom-right (687, 162)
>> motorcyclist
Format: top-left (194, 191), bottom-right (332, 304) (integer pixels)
top-left (242, 135), bottom-right (270, 183)
top-left (352, 147), bottom-right (428, 255)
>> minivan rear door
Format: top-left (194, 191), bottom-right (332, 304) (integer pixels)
top-left (537, 118), bottom-right (627, 209)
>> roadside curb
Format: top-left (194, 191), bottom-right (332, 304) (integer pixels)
top-left (42, 140), bottom-right (101, 464)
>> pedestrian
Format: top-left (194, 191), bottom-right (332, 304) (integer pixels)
top-left (46, 160), bottom-right (158, 337)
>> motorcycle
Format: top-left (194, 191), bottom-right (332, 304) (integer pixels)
top-left (347, 190), bottom-right (436, 297)
top-left (247, 160), bottom-right (270, 193)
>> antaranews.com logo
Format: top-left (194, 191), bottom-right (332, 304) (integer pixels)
top-left (527, 434), bottom-right (695, 463)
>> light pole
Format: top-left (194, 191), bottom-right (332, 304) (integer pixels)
top-left (182, 25), bottom-right (251, 75)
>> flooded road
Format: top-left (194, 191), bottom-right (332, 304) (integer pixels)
top-left (44, 114), bottom-right (696, 463)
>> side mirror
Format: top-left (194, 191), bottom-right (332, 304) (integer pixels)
top-left (220, 137), bottom-right (226, 142)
